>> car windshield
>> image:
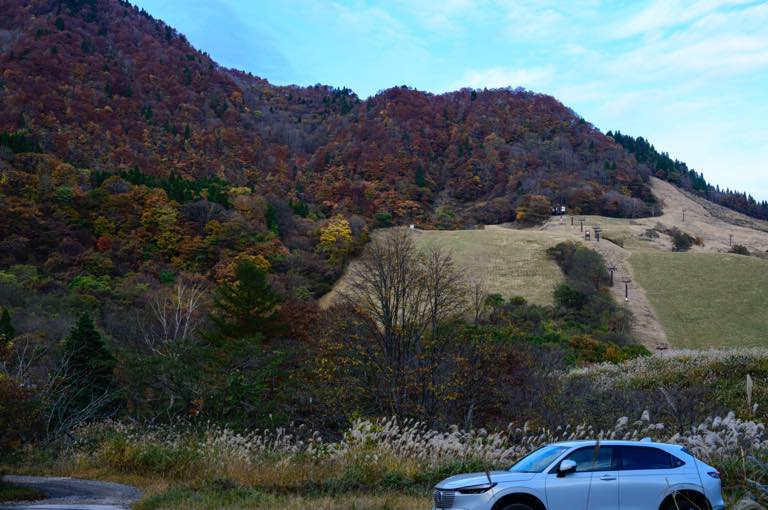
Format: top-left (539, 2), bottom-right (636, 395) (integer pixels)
top-left (509, 445), bottom-right (569, 473)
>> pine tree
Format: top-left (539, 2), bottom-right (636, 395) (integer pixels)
top-left (415, 165), bottom-right (426, 187)
top-left (204, 261), bottom-right (287, 424)
top-left (208, 260), bottom-right (282, 343)
top-left (61, 313), bottom-right (116, 413)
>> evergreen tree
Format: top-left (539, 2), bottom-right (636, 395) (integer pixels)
top-left (61, 313), bottom-right (116, 414)
top-left (204, 261), bottom-right (286, 424)
top-left (208, 260), bottom-right (283, 343)
top-left (0, 308), bottom-right (14, 340)
top-left (415, 165), bottom-right (426, 187)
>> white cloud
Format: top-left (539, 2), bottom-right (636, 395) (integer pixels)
top-left (392, 0), bottom-right (480, 32)
top-left (604, 2), bottom-right (768, 80)
top-left (608, 0), bottom-right (754, 39)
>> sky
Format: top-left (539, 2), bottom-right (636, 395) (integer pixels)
top-left (134, 0), bottom-right (768, 200)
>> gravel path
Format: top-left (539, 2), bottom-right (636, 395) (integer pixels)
top-left (0, 476), bottom-right (140, 510)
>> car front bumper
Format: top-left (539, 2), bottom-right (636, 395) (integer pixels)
top-left (432, 491), bottom-right (494, 510)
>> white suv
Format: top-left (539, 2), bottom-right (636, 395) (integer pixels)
top-left (433, 440), bottom-right (724, 510)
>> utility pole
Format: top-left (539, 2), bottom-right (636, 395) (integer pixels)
top-left (607, 265), bottom-right (617, 287)
top-left (729, 233), bottom-right (733, 247)
top-left (682, 208), bottom-right (687, 222)
top-left (579, 217), bottom-right (585, 232)
top-left (594, 225), bottom-right (602, 242)
top-left (622, 277), bottom-right (632, 303)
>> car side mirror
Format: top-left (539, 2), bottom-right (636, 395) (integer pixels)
top-left (557, 459), bottom-right (577, 477)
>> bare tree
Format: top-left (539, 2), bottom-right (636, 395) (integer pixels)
top-left (0, 332), bottom-right (47, 384)
top-left (343, 229), bottom-right (422, 415)
top-left (342, 228), bottom-right (468, 418)
top-left (419, 246), bottom-right (467, 418)
top-left (422, 246), bottom-right (467, 343)
top-left (468, 279), bottom-right (489, 325)
top-left (138, 276), bottom-right (207, 356)
top-left (130, 276), bottom-right (208, 422)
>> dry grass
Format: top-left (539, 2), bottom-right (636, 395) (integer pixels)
top-left (321, 226), bottom-right (567, 307)
top-left (135, 487), bottom-right (430, 510)
top-left (322, 178), bottom-right (768, 349)
top-left (21, 407), bottom-right (768, 509)
top-left (411, 226), bottom-right (566, 305)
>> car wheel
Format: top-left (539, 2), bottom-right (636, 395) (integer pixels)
top-left (498, 504), bottom-right (534, 510)
top-left (663, 498), bottom-right (704, 510)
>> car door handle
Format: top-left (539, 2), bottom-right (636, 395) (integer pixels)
top-left (599, 475), bottom-right (617, 481)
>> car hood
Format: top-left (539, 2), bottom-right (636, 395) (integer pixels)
top-left (437, 471), bottom-right (536, 489)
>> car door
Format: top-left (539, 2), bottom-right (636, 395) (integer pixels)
top-left (617, 445), bottom-right (692, 510)
top-left (545, 445), bottom-right (619, 510)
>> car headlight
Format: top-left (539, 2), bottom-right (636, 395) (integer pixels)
top-left (457, 483), bottom-right (497, 494)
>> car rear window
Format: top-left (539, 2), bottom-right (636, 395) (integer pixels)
top-left (620, 446), bottom-right (684, 470)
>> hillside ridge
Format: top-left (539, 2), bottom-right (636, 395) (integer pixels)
top-left (0, 0), bottom-right (659, 228)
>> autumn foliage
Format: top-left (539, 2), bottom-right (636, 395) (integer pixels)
top-left (0, 0), bottom-right (662, 234)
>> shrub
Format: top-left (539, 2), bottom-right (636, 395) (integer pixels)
top-left (46, 410), bottom-right (768, 503)
top-left (643, 228), bottom-right (660, 239)
top-left (730, 244), bottom-right (750, 256)
top-left (69, 274), bottom-right (113, 293)
top-left (554, 283), bottom-right (587, 309)
top-left (53, 186), bottom-right (76, 203)
top-left (668, 227), bottom-right (701, 252)
top-left (0, 374), bottom-right (41, 454)
top-left (602, 234), bottom-right (624, 247)
top-left (374, 211), bottom-right (393, 227)
top-left (515, 194), bottom-right (551, 225)
top-left (547, 241), bottom-right (608, 292)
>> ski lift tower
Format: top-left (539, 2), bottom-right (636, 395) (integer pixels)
top-left (622, 277), bottom-right (632, 303)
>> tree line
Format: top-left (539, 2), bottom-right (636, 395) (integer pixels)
top-left (1, 229), bottom-right (653, 453)
top-left (610, 131), bottom-right (768, 221)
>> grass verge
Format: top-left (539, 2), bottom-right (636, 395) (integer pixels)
top-left (0, 479), bottom-right (45, 503)
top-left (134, 484), bottom-right (430, 510)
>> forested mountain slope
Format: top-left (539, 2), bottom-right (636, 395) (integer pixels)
top-left (1, 0), bottom-right (658, 228)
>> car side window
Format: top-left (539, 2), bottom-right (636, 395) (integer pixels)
top-left (620, 446), bottom-right (684, 470)
top-left (563, 446), bottom-right (615, 472)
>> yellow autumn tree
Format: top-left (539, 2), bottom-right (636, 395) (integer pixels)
top-left (140, 190), bottom-right (181, 252)
top-left (318, 216), bottom-right (353, 264)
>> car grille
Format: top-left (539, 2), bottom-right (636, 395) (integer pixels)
top-left (433, 489), bottom-right (455, 508)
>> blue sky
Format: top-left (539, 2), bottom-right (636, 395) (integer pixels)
top-left (134, 0), bottom-right (768, 200)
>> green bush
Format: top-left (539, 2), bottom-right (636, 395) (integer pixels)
top-left (554, 283), bottom-right (587, 309)
top-left (69, 274), bottom-right (112, 293)
top-left (669, 227), bottom-right (700, 252)
top-left (53, 186), bottom-right (75, 203)
top-left (729, 244), bottom-right (750, 256)
top-left (374, 211), bottom-right (393, 227)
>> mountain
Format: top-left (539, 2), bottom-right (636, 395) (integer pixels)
top-left (1, 0), bottom-right (659, 227)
